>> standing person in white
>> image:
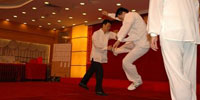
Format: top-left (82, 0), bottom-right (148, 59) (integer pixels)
top-left (147, 0), bottom-right (200, 100)
top-left (102, 7), bottom-right (150, 90)
top-left (79, 20), bottom-right (117, 96)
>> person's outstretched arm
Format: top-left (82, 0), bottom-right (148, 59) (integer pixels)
top-left (102, 11), bottom-right (121, 21)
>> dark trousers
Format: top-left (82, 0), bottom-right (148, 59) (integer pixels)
top-left (80, 60), bottom-right (104, 92)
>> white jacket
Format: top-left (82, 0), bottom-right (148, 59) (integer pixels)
top-left (108, 12), bottom-right (150, 48)
top-left (147, 0), bottom-right (200, 44)
top-left (90, 29), bottom-right (117, 63)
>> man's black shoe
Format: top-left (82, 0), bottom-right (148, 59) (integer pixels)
top-left (79, 82), bottom-right (89, 90)
top-left (96, 91), bottom-right (108, 96)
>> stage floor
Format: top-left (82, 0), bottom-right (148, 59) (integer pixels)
top-left (0, 78), bottom-right (199, 100)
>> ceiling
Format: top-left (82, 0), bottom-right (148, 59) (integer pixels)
top-left (0, 0), bottom-right (33, 9)
top-left (0, 0), bottom-right (149, 30)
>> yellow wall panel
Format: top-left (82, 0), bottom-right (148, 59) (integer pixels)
top-left (70, 24), bottom-right (88, 78)
top-left (71, 52), bottom-right (87, 65)
top-left (72, 38), bottom-right (87, 51)
top-left (70, 66), bottom-right (86, 78)
top-left (72, 25), bottom-right (88, 38)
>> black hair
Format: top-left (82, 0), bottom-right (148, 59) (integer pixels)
top-left (102, 19), bottom-right (112, 26)
top-left (115, 7), bottom-right (129, 17)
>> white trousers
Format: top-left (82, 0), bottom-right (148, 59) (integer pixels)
top-left (114, 42), bottom-right (135, 54)
top-left (120, 44), bottom-right (149, 83)
top-left (160, 37), bottom-right (197, 100)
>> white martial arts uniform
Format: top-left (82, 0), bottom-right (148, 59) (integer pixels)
top-left (147, 0), bottom-right (200, 100)
top-left (108, 12), bottom-right (150, 84)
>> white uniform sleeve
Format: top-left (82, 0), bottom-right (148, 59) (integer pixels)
top-left (147, 0), bottom-right (164, 35)
top-left (117, 13), bottom-right (134, 42)
top-left (122, 35), bottom-right (135, 42)
top-left (108, 13), bottom-right (121, 21)
top-left (108, 32), bottom-right (117, 40)
top-left (150, 33), bottom-right (158, 37)
top-left (92, 32), bottom-right (107, 51)
top-left (195, 0), bottom-right (199, 19)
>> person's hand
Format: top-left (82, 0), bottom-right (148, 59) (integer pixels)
top-left (113, 30), bottom-right (119, 33)
top-left (107, 45), bottom-right (113, 51)
top-left (113, 40), bottom-right (121, 49)
top-left (102, 11), bottom-right (108, 16)
top-left (151, 36), bottom-right (159, 51)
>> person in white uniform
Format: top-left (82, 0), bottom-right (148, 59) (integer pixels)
top-left (147, 0), bottom-right (200, 100)
top-left (102, 7), bottom-right (150, 91)
top-left (79, 20), bottom-right (117, 96)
